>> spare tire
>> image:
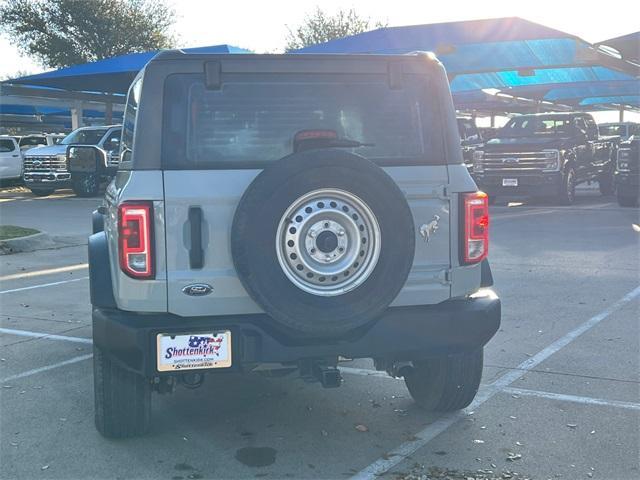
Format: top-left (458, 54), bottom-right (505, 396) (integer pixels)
top-left (231, 150), bottom-right (415, 337)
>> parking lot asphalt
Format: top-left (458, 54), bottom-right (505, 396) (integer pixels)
top-left (1, 186), bottom-right (638, 480)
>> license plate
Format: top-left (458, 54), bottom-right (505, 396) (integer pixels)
top-left (156, 331), bottom-right (232, 372)
top-left (502, 178), bottom-right (518, 187)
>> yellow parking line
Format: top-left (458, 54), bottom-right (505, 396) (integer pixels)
top-left (0, 263), bottom-right (88, 282)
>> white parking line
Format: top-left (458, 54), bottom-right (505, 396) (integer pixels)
top-left (351, 285), bottom-right (640, 480)
top-left (503, 387), bottom-right (640, 411)
top-left (0, 276), bottom-right (88, 294)
top-left (0, 263), bottom-right (88, 281)
top-left (0, 327), bottom-right (92, 344)
top-left (1, 354), bottom-right (93, 384)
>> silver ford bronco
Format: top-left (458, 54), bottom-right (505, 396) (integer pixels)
top-left (83, 51), bottom-right (500, 438)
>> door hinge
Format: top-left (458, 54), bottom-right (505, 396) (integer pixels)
top-left (438, 268), bottom-right (452, 285)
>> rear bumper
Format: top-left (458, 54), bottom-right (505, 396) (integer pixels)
top-left (615, 171), bottom-right (639, 197)
top-left (473, 172), bottom-right (562, 197)
top-left (93, 291), bottom-right (501, 377)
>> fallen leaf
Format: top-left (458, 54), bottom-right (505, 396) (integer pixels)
top-left (355, 424), bottom-right (369, 432)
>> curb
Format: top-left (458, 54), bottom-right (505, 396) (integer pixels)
top-left (0, 232), bottom-right (55, 255)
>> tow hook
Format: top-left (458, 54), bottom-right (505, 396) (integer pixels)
top-left (314, 365), bottom-right (342, 388)
top-left (299, 359), bottom-right (343, 388)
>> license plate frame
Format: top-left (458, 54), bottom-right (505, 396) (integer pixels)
top-left (502, 178), bottom-right (518, 187)
top-left (156, 331), bottom-right (232, 372)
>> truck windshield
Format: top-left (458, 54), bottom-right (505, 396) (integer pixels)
top-left (60, 128), bottom-right (108, 145)
top-left (0, 139), bottom-right (16, 152)
top-left (20, 136), bottom-right (46, 147)
top-left (500, 117), bottom-right (575, 137)
top-left (161, 73), bottom-right (443, 169)
top-left (598, 125), bottom-right (626, 136)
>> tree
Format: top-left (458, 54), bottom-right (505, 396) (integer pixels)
top-left (285, 7), bottom-right (386, 52)
top-left (0, 0), bottom-right (176, 68)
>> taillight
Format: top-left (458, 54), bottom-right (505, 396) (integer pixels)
top-left (461, 192), bottom-right (489, 264)
top-left (118, 202), bottom-right (154, 279)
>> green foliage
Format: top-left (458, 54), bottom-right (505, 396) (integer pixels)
top-left (0, 0), bottom-right (176, 68)
top-left (285, 7), bottom-right (387, 52)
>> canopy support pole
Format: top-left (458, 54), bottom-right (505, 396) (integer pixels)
top-left (105, 102), bottom-right (113, 124)
top-left (71, 101), bottom-right (83, 130)
top-left (619, 105), bottom-right (625, 122)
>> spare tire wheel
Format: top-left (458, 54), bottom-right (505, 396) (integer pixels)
top-left (231, 150), bottom-right (415, 336)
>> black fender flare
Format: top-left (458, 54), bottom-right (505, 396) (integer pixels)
top-left (89, 232), bottom-right (117, 309)
top-left (92, 209), bottom-right (105, 234)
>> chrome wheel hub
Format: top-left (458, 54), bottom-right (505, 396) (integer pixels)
top-left (276, 188), bottom-right (381, 296)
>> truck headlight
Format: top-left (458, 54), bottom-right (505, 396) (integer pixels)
top-left (542, 149), bottom-right (560, 171)
top-left (472, 150), bottom-right (484, 173)
top-left (617, 149), bottom-right (631, 172)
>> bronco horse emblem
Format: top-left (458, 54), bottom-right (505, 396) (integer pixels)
top-left (419, 214), bottom-right (440, 243)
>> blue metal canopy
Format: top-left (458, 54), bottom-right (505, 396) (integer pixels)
top-left (580, 96), bottom-right (640, 107)
top-left (295, 17), bottom-right (632, 75)
top-left (597, 32), bottom-right (640, 64)
top-left (296, 17), bottom-right (639, 111)
top-left (7, 44), bottom-right (251, 94)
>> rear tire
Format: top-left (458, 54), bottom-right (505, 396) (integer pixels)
top-left (72, 173), bottom-right (100, 197)
top-left (404, 348), bottom-right (483, 412)
top-left (93, 345), bottom-right (151, 438)
top-left (29, 188), bottom-right (55, 197)
top-left (617, 192), bottom-right (639, 207)
top-left (557, 167), bottom-right (576, 205)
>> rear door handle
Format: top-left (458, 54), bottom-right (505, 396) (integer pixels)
top-left (188, 206), bottom-right (204, 269)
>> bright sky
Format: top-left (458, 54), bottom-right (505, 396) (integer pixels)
top-left (0, 0), bottom-right (638, 120)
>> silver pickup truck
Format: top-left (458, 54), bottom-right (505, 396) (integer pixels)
top-left (23, 125), bottom-right (121, 197)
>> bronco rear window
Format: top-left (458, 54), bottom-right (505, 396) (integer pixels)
top-left (161, 74), bottom-right (444, 169)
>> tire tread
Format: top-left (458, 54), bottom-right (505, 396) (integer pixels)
top-left (93, 346), bottom-right (151, 438)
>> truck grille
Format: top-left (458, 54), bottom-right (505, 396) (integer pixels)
top-left (478, 152), bottom-right (552, 172)
top-left (24, 155), bottom-right (67, 172)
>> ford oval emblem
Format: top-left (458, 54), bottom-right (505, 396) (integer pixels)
top-left (182, 283), bottom-right (213, 297)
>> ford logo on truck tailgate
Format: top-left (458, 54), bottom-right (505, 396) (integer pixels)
top-left (182, 284), bottom-right (213, 297)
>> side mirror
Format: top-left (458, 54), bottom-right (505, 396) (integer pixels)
top-left (66, 145), bottom-right (106, 173)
